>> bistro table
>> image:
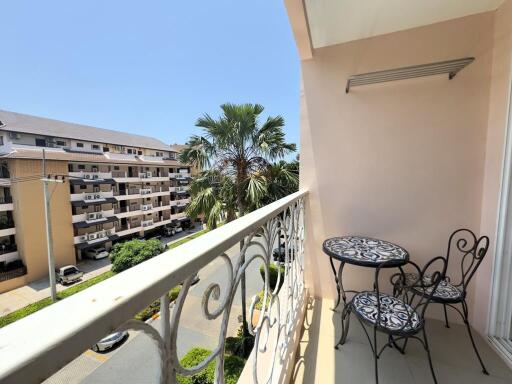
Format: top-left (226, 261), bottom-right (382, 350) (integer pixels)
top-left (322, 236), bottom-right (409, 311)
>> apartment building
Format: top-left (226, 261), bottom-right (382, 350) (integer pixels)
top-left (0, 110), bottom-right (194, 293)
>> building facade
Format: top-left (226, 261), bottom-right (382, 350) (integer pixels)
top-left (0, 110), bottom-right (193, 293)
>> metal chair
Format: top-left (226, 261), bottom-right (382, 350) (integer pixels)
top-left (397, 229), bottom-right (490, 374)
top-left (336, 256), bottom-right (447, 384)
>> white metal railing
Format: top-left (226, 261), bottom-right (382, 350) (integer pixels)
top-left (72, 208), bottom-right (115, 223)
top-left (0, 190), bottom-right (307, 383)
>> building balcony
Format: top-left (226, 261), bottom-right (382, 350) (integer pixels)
top-left (0, 244), bottom-right (18, 264)
top-left (72, 209), bottom-right (117, 228)
top-left (0, 196), bottom-right (13, 212)
top-left (114, 186), bottom-right (169, 201)
top-left (0, 219), bottom-right (15, 237)
top-left (68, 171), bottom-right (115, 185)
top-left (176, 198), bottom-right (190, 207)
top-left (70, 191), bottom-right (116, 207)
top-left (112, 171), bottom-right (170, 183)
top-left (74, 228), bottom-right (118, 249)
top-left (0, 191), bottom-right (306, 383)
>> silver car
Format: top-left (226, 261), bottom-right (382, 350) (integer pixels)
top-left (91, 331), bottom-right (128, 352)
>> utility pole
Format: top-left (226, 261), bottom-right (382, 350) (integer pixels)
top-left (42, 149), bottom-right (63, 302)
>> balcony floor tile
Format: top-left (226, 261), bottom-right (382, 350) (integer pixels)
top-left (292, 298), bottom-right (512, 384)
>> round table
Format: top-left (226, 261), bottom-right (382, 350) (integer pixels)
top-left (322, 236), bottom-right (409, 310)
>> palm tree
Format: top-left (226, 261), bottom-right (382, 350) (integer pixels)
top-left (180, 103), bottom-right (296, 353)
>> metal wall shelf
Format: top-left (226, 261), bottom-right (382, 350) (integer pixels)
top-left (345, 57), bottom-right (475, 93)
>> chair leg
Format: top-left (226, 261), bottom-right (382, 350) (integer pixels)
top-left (461, 301), bottom-right (489, 375)
top-left (335, 305), bottom-right (351, 349)
top-left (422, 327), bottom-right (439, 384)
top-left (443, 304), bottom-right (450, 328)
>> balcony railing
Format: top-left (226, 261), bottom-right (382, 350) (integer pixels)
top-left (69, 171), bottom-right (112, 180)
top-left (0, 190), bottom-right (306, 383)
top-left (0, 219), bottom-right (15, 230)
top-left (0, 196), bottom-right (13, 204)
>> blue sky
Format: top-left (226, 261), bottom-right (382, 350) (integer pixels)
top-left (0, 1), bottom-right (300, 151)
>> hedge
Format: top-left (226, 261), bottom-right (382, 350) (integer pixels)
top-left (177, 347), bottom-right (245, 384)
top-left (134, 285), bottom-right (182, 321)
top-left (259, 263), bottom-right (286, 291)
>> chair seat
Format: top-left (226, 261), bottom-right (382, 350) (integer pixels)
top-left (352, 291), bottom-right (422, 333)
top-left (402, 273), bottom-right (462, 302)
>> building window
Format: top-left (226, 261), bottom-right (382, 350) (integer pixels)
top-left (138, 150), bottom-right (143, 155)
top-left (0, 136), bottom-right (4, 146)
top-left (80, 185), bottom-right (86, 190)
top-left (127, 149), bottom-right (133, 154)
top-left (114, 166), bottom-right (120, 170)
top-left (78, 164), bottom-right (85, 170)
top-left (103, 147), bottom-right (109, 152)
top-left (92, 144), bottom-right (100, 150)
top-left (35, 138), bottom-right (46, 147)
top-left (56, 140), bottom-right (66, 146)
top-left (76, 142), bottom-right (84, 148)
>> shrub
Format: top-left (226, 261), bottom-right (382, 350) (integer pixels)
top-left (134, 286), bottom-right (182, 321)
top-left (110, 238), bottom-right (164, 273)
top-left (254, 290), bottom-right (272, 311)
top-left (177, 347), bottom-right (245, 384)
top-left (225, 325), bottom-right (255, 359)
top-left (259, 263), bottom-right (285, 291)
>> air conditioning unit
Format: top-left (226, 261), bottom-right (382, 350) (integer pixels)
top-left (86, 194), bottom-right (93, 200)
top-left (105, 229), bottom-right (112, 236)
top-left (84, 174), bottom-right (91, 179)
top-left (140, 173), bottom-right (147, 179)
top-left (92, 174), bottom-right (99, 179)
top-left (79, 235), bottom-right (87, 242)
top-left (88, 233), bottom-right (97, 240)
top-left (146, 172), bottom-right (152, 178)
top-left (142, 205), bottom-right (151, 211)
top-left (94, 194), bottom-right (101, 199)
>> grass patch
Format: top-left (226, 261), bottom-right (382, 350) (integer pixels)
top-left (167, 228), bottom-right (209, 249)
top-left (0, 270), bottom-right (114, 328)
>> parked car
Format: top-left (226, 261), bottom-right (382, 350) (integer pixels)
top-left (91, 331), bottom-right (128, 353)
top-left (84, 247), bottom-right (109, 260)
top-left (161, 226), bottom-right (176, 237)
top-left (55, 265), bottom-right (83, 285)
top-left (174, 226), bottom-right (183, 234)
top-left (272, 244), bottom-right (296, 264)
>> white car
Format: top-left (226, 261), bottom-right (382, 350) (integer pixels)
top-left (91, 331), bottom-right (128, 352)
top-left (55, 265), bottom-right (83, 285)
top-left (85, 247), bottom-right (109, 260)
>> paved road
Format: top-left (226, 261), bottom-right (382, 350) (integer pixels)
top-left (45, 237), bottom-right (272, 384)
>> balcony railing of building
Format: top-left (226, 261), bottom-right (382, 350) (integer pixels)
top-left (0, 196), bottom-right (13, 204)
top-left (70, 191), bottom-right (114, 202)
top-left (0, 190), bottom-right (307, 383)
top-left (0, 219), bottom-right (15, 230)
top-left (74, 228), bottom-right (116, 244)
top-left (69, 171), bottom-right (113, 180)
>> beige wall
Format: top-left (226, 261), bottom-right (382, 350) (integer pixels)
top-left (3, 159), bottom-right (75, 292)
top-left (299, 12), bottom-right (495, 323)
top-left (475, 0), bottom-right (512, 335)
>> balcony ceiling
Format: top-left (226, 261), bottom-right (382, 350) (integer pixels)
top-left (304, 0), bottom-right (505, 48)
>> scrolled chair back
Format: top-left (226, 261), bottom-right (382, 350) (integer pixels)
top-left (377, 256), bottom-right (447, 333)
top-left (445, 229), bottom-right (489, 292)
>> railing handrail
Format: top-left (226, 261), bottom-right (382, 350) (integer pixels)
top-left (0, 189), bottom-right (308, 383)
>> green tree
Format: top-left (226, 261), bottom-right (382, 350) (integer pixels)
top-left (109, 238), bottom-right (164, 273)
top-left (180, 103), bottom-right (296, 356)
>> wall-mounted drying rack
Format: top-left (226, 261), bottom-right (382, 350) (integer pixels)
top-left (345, 57), bottom-right (474, 93)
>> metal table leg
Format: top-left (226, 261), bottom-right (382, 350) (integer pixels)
top-left (330, 257), bottom-right (346, 311)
